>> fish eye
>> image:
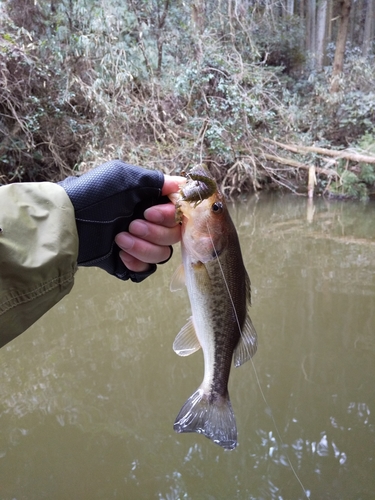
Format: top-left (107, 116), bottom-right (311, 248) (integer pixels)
top-left (211, 202), bottom-right (223, 213)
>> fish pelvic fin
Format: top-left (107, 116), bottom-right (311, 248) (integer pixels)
top-left (173, 388), bottom-right (237, 450)
top-left (233, 313), bottom-right (258, 367)
top-left (233, 272), bottom-right (258, 367)
top-left (173, 317), bottom-right (201, 356)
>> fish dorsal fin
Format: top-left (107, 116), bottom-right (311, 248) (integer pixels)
top-left (170, 264), bottom-right (185, 292)
top-left (233, 314), bottom-right (258, 367)
top-left (233, 273), bottom-right (258, 367)
top-left (173, 317), bottom-right (201, 356)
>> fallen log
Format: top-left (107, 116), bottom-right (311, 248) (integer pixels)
top-left (262, 153), bottom-right (337, 177)
top-left (263, 138), bottom-right (375, 164)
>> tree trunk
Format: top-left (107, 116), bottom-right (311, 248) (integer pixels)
top-left (326, 0), bottom-right (333, 43)
top-left (357, 0), bottom-right (365, 46)
top-left (349, 0), bottom-right (363, 46)
top-left (191, 0), bottom-right (205, 61)
top-left (316, 0), bottom-right (328, 70)
top-left (192, 0), bottom-right (205, 35)
top-left (306, 0), bottom-right (316, 65)
top-left (331, 0), bottom-right (352, 92)
top-left (363, 0), bottom-right (375, 56)
top-left (300, 0), bottom-right (306, 52)
top-left (286, 0), bottom-right (295, 15)
top-left (156, 0), bottom-right (170, 76)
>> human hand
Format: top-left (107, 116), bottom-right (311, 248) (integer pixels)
top-left (58, 160), bottom-right (184, 282)
top-left (115, 175), bottom-right (185, 274)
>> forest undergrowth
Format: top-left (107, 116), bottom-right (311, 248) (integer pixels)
top-left (1, 0), bottom-right (375, 200)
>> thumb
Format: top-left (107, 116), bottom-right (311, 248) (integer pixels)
top-left (162, 175), bottom-right (186, 196)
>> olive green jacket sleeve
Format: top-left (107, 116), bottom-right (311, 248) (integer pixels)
top-left (0, 182), bottom-right (78, 347)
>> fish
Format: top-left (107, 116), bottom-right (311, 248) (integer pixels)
top-left (169, 166), bottom-right (258, 450)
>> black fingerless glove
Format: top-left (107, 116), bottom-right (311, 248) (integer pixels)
top-left (58, 160), bottom-right (171, 282)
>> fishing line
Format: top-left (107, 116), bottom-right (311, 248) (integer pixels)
top-left (188, 175), bottom-right (309, 499)
top-left (207, 223), bottom-right (309, 499)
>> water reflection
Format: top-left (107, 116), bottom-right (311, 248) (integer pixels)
top-left (0, 194), bottom-right (374, 499)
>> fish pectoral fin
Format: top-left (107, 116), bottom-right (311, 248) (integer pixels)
top-left (173, 317), bottom-right (201, 356)
top-left (170, 264), bottom-right (185, 292)
top-left (233, 313), bottom-right (258, 367)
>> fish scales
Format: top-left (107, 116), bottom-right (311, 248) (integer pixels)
top-left (189, 261), bottom-right (238, 399)
top-left (170, 166), bottom-right (257, 450)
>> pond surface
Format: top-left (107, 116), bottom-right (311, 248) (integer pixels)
top-left (1, 194), bottom-right (374, 500)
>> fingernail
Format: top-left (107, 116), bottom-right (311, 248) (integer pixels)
top-left (129, 220), bottom-right (148, 237)
top-left (118, 232), bottom-right (134, 250)
top-left (144, 207), bottom-right (164, 224)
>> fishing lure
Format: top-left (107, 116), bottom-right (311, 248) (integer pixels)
top-left (180, 166), bottom-right (217, 206)
top-left (175, 166), bottom-right (218, 223)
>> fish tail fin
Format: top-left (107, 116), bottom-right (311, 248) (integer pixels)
top-left (173, 388), bottom-right (237, 450)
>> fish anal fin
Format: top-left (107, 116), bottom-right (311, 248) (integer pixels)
top-left (233, 314), bottom-right (258, 367)
top-left (173, 317), bottom-right (201, 356)
top-left (174, 388), bottom-right (237, 450)
top-left (170, 264), bottom-right (185, 292)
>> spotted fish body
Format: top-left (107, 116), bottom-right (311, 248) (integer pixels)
top-left (170, 166), bottom-right (258, 450)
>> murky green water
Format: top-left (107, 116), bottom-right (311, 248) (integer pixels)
top-left (1, 194), bottom-right (374, 500)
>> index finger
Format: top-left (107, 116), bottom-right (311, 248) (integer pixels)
top-left (144, 202), bottom-right (178, 227)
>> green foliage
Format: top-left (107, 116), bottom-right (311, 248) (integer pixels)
top-left (357, 132), bottom-right (375, 155)
top-left (298, 46), bottom-right (375, 145)
top-left (252, 15), bottom-right (306, 73)
top-left (173, 47), bottom-right (283, 167)
top-left (329, 167), bottom-right (367, 201)
top-left (0, 0), bottom-right (374, 200)
top-left (328, 133), bottom-right (375, 201)
top-left (0, 10), bottom-right (95, 181)
top-left (359, 163), bottom-right (375, 185)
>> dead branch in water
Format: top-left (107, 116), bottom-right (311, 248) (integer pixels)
top-left (306, 233), bottom-right (375, 247)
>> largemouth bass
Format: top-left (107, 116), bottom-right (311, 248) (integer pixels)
top-left (170, 166), bottom-right (258, 450)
